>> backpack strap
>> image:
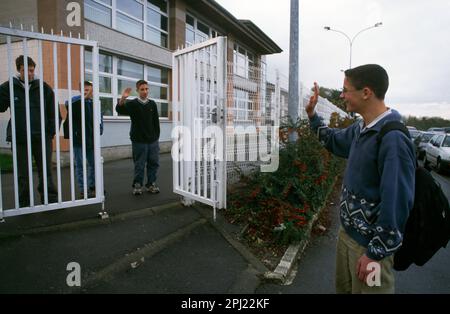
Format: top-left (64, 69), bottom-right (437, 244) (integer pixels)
top-left (376, 120), bottom-right (410, 143)
top-left (377, 120), bottom-right (417, 167)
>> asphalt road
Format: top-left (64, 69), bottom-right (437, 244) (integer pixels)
top-left (258, 169), bottom-right (450, 294)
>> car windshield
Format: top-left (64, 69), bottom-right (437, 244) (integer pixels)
top-left (443, 136), bottom-right (450, 147)
top-left (410, 130), bottom-right (420, 138)
top-left (422, 133), bottom-right (435, 142)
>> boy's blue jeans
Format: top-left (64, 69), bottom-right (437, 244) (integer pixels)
top-left (132, 141), bottom-right (160, 187)
top-left (74, 146), bottom-right (95, 191)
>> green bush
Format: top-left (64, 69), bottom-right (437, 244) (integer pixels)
top-left (226, 118), bottom-right (346, 246)
top-left (0, 154), bottom-right (13, 172)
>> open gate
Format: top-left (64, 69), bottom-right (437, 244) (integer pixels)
top-left (172, 37), bottom-right (228, 219)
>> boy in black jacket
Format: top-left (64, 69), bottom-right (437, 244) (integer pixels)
top-left (116, 80), bottom-right (160, 195)
top-left (0, 55), bottom-right (57, 207)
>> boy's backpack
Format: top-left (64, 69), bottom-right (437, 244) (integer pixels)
top-left (377, 121), bottom-right (450, 271)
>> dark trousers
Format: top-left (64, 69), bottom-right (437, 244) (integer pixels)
top-left (74, 146), bottom-right (96, 191)
top-left (14, 137), bottom-right (57, 207)
top-left (132, 141), bottom-right (160, 187)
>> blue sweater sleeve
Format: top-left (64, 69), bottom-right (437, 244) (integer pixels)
top-left (309, 113), bottom-right (356, 158)
top-left (366, 131), bottom-right (416, 260)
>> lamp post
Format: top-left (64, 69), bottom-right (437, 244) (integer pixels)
top-left (324, 22), bottom-right (383, 69)
top-left (288, 0), bottom-right (299, 142)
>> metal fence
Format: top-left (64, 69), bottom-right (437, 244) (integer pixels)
top-left (0, 26), bottom-right (105, 220)
top-left (225, 62), bottom-right (282, 184)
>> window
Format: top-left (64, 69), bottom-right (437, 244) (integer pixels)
top-left (147, 26), bottom-right (167, 48)
top-left (85, 51), bottom-right (115, 116)
top-left (147, 65), bottom-right (169, 118)
top-left (118, 59), bottom-right (144, 78)
top-left (146, 0), bottom-right (169, 47)
top-left (84, 51), bottom-right (170, 118)
top-left (147, 0), bottom-right (166, 12)
top-left (84, 0), bottom-right (169, 48)
top-left (443, 136), bottom-right (450, 148)
top-left (233, 44), bottom-right (256, 79)
top-left (185, 14), bottom-right (219, 46)
top-left (85, 0), bottom-right (112, 27)
top-left (117, 0), bottom-right (143, 19)
top-left (116, 12), bottom-right (143, 38)
top-left (233, 89), bottom-right (254, 122)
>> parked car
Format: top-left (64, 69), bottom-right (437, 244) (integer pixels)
top-left (409, 129), bottom-right (421, 141)
top-left (427, 127), bottom-right (445, 133)
top-left (414, 132), bottom-right (436, 160)
top-left (444, 127), bottom-right (450, 133)
top-left (424, 134), bottom-right (450, 173)
top-left (407, 126), bottom-right (417, 130)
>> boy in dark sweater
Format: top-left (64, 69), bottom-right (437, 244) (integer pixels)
top-left (0, 55), bottom-right (57, 207)
top-left (116, 80), bottom-right (160, 195)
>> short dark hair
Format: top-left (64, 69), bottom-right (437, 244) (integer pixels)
top-left (84, 80), bottom-right (93, 87)
top-left (16, 55), bottom-right (36, 71)
top-left (136, 80), bottom-right (148, 89)
top-left (344, 64), bottom-right (389, 100)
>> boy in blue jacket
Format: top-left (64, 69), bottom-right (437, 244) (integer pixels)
top-left (306, 64), bottom-right (415, 293)
top-left (64, 81), bottom-right (103, 198)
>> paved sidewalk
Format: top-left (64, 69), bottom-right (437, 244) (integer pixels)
top-left (0, 154), bottom-right (265, 294)
top-left (257, 191), bottom-right (450, 294)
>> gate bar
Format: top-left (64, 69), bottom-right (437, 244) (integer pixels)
top-left (23, 38), bottom-right (35, 207)
top-left (80, 47), bottom-right (88, 199)
top-left (6, 36), bottom-right (20, 209)
top-left (53, 42), bottom-right (62, 203)
top-left (38, 39), bottom-right (49, 205)
top-left (0, 26), bottom-right (97, 46)
top-left (67, 43), bottom-right (75, 201)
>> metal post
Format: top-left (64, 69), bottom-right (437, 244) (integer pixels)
top-left (38, 40), bottom-right (49, 205)
top-left (23, 39), bottom-right (35, 208)
top-left (80, 47), bottom-right (87, 199)
top-left (67, 43), bottom-right (75, 201)
top-left (6, 36), bottom-right (20, 209)
top-left (288, 0), bottom-right (299, 142)
top-left (53, 42), bottom-right (62, 203)
top-left (172, 53), bottom-right (179, 193)
top-left (92, 43), bottom-right (108, 219)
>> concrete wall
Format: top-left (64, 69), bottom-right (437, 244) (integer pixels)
top-left (0, 0), bottom-right (38, 29)
top-left (102, 119), bottom-right (172, 147)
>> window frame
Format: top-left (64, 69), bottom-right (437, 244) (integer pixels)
top-left (233, 43), bottom-right (256, 79)
top-left (84, 0), bottom-right (169, 48)
top-left (185, 13), bottom-right (220, 46)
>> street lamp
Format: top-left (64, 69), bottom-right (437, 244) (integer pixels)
top-left (324, 22), bottom-right (383, 69)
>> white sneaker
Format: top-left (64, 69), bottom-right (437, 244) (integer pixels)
top-left (147, 183), bottom-right (160, 194)
top-left (133, 183), bottom-right (143, 195)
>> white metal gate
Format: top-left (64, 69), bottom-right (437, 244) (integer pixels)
top-left (0, 26), bottom-right (105, 220)
top-left (172, 37), bottom-right (227, 219)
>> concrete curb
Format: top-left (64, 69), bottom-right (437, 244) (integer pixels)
top-left (263, 179), bottom-right (338, 285)
top-left (263, 213), bottom-right (319, 284)
top-left (0, 201), bottom-right (182, 239)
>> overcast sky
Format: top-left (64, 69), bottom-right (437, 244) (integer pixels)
top-left (216, 0), bottom-right (450, 119)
